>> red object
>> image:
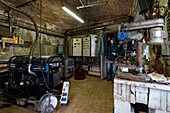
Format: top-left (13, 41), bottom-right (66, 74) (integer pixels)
top-left (74, 67), bottom-right (86, 80)
top-left (29, 41), bottom-right (33, 45)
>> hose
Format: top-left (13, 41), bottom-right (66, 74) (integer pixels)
top-left (79, 0), bottom-right (84, 6)
top-left (0, 0), bottom-right (39, 75)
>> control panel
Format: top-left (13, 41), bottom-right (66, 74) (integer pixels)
top-left (60, 82), bottom-right (70, 104)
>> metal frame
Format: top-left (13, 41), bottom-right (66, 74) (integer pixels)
top-left (8, 55), bottom-right (65, 87)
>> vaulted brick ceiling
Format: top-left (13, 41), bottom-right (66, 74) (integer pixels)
top-left (0, 0), bottom-right (137, 34)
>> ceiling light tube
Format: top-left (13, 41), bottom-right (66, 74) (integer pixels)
top-left (62, 6), bottom-right (84, 23)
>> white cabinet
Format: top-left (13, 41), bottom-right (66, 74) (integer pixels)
top-left (114, 79), bottom-right (170, 113)
top-left (82, 35), bottom-right (97, 57)
top-left (73, 38), bottom-right (82, 56)
top-left (83, 36), bottom-right (90, 56)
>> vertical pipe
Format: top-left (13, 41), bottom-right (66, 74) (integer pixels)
top-left (8, 10), bottom-right (12, 37)
top-left (39, 0), bottom-right (42, 59)
top-left (46, 63), bottom-right (49, 86)
top-left (136, 41), bottom-right (143, 73)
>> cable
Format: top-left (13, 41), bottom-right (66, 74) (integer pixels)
top-left (39, 0), bottom-right (42, 59)
top-left (0, 0), bottom-right (39, 76)
top-left (38, 0), bottom-right (51, 90)
top-left (0, 0), bottom-right (39, 64)
top-left (41, 70), bottom-right (51, 90)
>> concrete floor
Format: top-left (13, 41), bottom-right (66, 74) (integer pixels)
top-left (0, 75), bottom-right (114, 113)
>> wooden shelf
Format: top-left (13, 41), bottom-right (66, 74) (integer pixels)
top-left (9, 44), bottom-right (30, 48)
top-left (0, 37), bottom-right (29, 48)
top-left (1, 38), bottom-right (14, 48)
top-left (0, 68), bottom-right (8, 73)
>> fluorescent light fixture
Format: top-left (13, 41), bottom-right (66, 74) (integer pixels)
top-left (62, 6), bottom-right (84, 23)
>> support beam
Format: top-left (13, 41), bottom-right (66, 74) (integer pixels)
top-left (0, 16), bottom-right (65, 38)
top-left (66, 15), bottom-right (129, 35)
top-left (16, 0), bottom-right (37, 8)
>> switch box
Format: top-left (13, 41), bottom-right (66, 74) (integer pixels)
top-left (73, 38), bottom-right (82, 56)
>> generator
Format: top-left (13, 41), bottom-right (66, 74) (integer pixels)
top-left (5, 55), bottom-right (69, 111)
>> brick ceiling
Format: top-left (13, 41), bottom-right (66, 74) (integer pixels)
top-left (0, 0), bottom-right (137, 34)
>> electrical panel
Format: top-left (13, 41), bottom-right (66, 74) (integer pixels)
top-left (82, 34), bottom-right (97, 57)
top-left (60, 82), bottom-right (70, 104)
top-left (73, 38), bottom-right (82, 56)
top-left (71, 35), bottom-right (97, 57)
top-left (57, 45), bottom-right (64, 55)
top-left (83, 36), bottom-right (90, 56)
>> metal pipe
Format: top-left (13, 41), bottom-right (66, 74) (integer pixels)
top-left (79, 0), bottom-right (84, 6)
top-left (7, 10), bottom-right (12, 36)
top-left (16, 0), bottom-right (36, 8)
top-left (77, 1), bottom-right (108, 9)
top-left (124, 18), bottom-right (164, 30)
top-left (0, 0), bottom-right (39, 75)
top-left (67, 15), bottom-right (129, 35)
top-left (0, 18), bottom-right (64, 38)
top-left (136, 41), bottom-right (143, 74)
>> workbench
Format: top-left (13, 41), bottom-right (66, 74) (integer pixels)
top-left (114, 79), bottom-right (170, 113)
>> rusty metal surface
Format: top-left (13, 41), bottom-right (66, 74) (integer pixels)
top-left (117, 73), bottom-right (150, 82)
top-left (126, 31), bottom-right (144, 40)
top-left (124, 18), bottom-right (164, 30)
top-left (136, 41), bottom-right (143, 73)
